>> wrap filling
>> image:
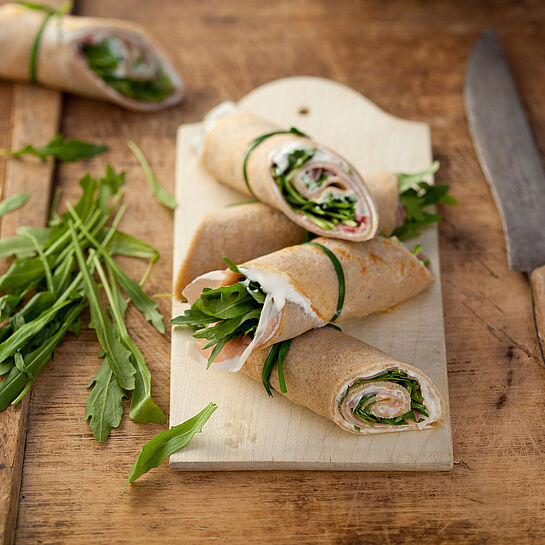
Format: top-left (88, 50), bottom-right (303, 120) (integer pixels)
top-left (81, 35), bottom-right (175, 102)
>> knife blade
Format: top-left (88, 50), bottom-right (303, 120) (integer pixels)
top-left (465, 29), bottom-right (545, 364)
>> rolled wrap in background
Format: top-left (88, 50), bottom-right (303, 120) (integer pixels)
top-left (182, 236), bottom-right (433, 371)
top-left (0, 4), bottom-right (183, 111)
top-left (201, 111), bottom-right (379, 241)
top-left (242, 327), bottom-right (446, 434)
top-left (176, 171), bottom-right (401, 296)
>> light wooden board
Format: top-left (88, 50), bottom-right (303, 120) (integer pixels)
top-left (170, 76), bottom-right (452, 470)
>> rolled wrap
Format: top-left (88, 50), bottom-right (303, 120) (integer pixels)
top-left (241, 327), bottom-right (445, 435)
top-left (0, 4), bottom-right (183, 111)
top-left (201, 111), bottom-right (379, 241)
top-left (182, 236), bottom-right (433, 372)
top-left (176, 171), bottom-right (402, 296)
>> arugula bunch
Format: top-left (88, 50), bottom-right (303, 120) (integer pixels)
top-left (339, 369), bottom-right (429, 428)
top-left (392, 161), bottom-right (456, 241)
top-left (171, 260), bottom-right (265, 367)
top-left (0, 134), bottom-right (107, 162)
top-left (0, 166), bottom-right (166, 442)
top-left (82, 38), bottom-right (175, 103)
top-left (272, 148), bottom-right (358, 231)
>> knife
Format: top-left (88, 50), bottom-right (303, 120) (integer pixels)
top-left (465, 29), bottom-right (545, 365)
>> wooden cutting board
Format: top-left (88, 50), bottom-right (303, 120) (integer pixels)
top-left (170, 76), bottom-right (452, 470)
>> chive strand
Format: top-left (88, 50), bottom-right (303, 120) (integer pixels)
top-left (305, 241), bottom-right (345, 322)
top-left (242, 127), bottom-right (308, 197)
top-left (29, 11), bottom-right (54, 82)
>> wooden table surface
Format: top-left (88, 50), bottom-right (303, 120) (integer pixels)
top-left (1, 0), bottom-right (545, 543)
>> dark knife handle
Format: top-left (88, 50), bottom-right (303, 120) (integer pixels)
top-left (530, 266), bottom-right (545, 365)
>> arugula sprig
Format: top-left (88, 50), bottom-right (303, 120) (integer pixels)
top-left (128, 141), bottom-right (177, 210)
top-left (339, 369), bottom-right (429, 428)
top-left (171, 260), bottom-right (265, 368)
top-left (124, 403), bottom-right (217, 492)
top-left (0, 134), bottom-right (107, 162)
top-left (392, 161), bottom-right (456, 241)
top-left (0, 193), bottom-right (30, 218)
top-left (0, 165), bottom-right (166, 441)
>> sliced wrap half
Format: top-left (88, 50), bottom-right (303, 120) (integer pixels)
top-left (241, 327), bottom-right (446, 435)
top-left (201, 110), bottom-right (379, 240)
top-left (0, 4), bottom-right (183, 111)
top-left (177, 236), bottom-right (433, 372)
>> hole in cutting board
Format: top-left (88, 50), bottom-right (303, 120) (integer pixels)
top-left (298, 106), bottom-right (310, 115)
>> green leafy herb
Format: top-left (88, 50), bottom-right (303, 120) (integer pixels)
top-left (85, 357), bottom-right (127, 443)
top-left (0, 165), bottom-right (165, 442)
top-left (123, 402), bottom-right (217, 492)
top-left (171, 267), bottom-right (265, 368)
top-left (0, 193), bottom-right (30, 218)
top-left (82, 38), bottom-right (175, 102)
top-left (261, 339), bottom-right (291, 396)
top-left (128, 141), bottom-right (177, 210)
top-left (393, 162), bottom-right (456, 241)
top-left (0, 134), bottom-right (107, 162)
top-left (305, 241), bottom-right (345, 322)
top-left (339, 369), bottom-right (429, 427)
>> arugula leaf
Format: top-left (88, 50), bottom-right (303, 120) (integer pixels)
top-left (128, 141), bottom-right (177, 210)
top-left (0, 301), bottom-right (83, 411)
top-left (0, 135), bottom-right (107, 162)
top-left (261, 339), bottom-right (291, 396)
top-left (0, 193), bottom-right (30, 218)
top-left (85, 358), bottom-right (127, 443)
top-left (94, 257), bottom-right (165, 425)
top-left (106, 230), bottom-right (159, 261)
top-left (69, 223), bottom-right (135, 391)
top-left (67, 205), bottom-right (165, 334)
top-left (123, 403), bottom-right (217, 492)
top-left (393, 162), bottom-right (456, 241)
top-left (171, 275), bottom-right (265, 367)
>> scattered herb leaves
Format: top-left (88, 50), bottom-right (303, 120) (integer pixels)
top-left (128, 141), bottom-right (177, 210)
top-left (0, 193), bottom-right (30, 218)
top-left (123, 402), bottom-right (217, 492)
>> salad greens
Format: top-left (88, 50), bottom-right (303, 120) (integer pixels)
top-left (392, 161), bottom-right (456, 241)
top-left (272, 148), bottom-right (358, 231)
top-left (82, 38), bottom-right (175, 102)
top-left (339, 369), bottom-right (429, 427)
top-left (0, 193), bottom-right (30, 218)
top-left (170, 259), bottom-right (265, 368)
top-left (0, 134), bottom-right (107, 162)
top-left (0, 165), bottom-right (166, 441)
top-left (124, 402), bottom-right (217, 492)
top-left (128, 141), bottom-right (177, 210)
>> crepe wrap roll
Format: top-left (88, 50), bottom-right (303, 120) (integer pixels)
top-left (182, 236), bottom-right (433, 372)
top-left (241, 327), bottom-right (445, 434)
top-left (176, 171), bottom-right (403, 296)
top-left (201, 111), bottom-right (379, 241)
top-left (0, 4), bottom-right (183, 111)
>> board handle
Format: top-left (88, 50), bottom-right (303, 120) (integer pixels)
top-left (530, 265), bottom-right (545, 366)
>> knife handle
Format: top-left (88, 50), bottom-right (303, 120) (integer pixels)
top-left (530, 265), bottom-right (545, 363)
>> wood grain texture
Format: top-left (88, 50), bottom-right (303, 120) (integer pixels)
top-left (530, 265), bottom-right (545, 362)
top-left (170, 77), bottom-right (452, 470)
top-left (0, 0), bottom-right (543, 543)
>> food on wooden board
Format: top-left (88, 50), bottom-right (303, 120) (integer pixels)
top-left (242, 327), bottom-right (445, 434)
top-left (175, 162), bottom-right (454, 295)
top-left (172, 236), bottom-right (433, 372)
top-left (0, 3), bottom-right (183, 111)
top-left (199, 105), bottom-right (379, 241)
